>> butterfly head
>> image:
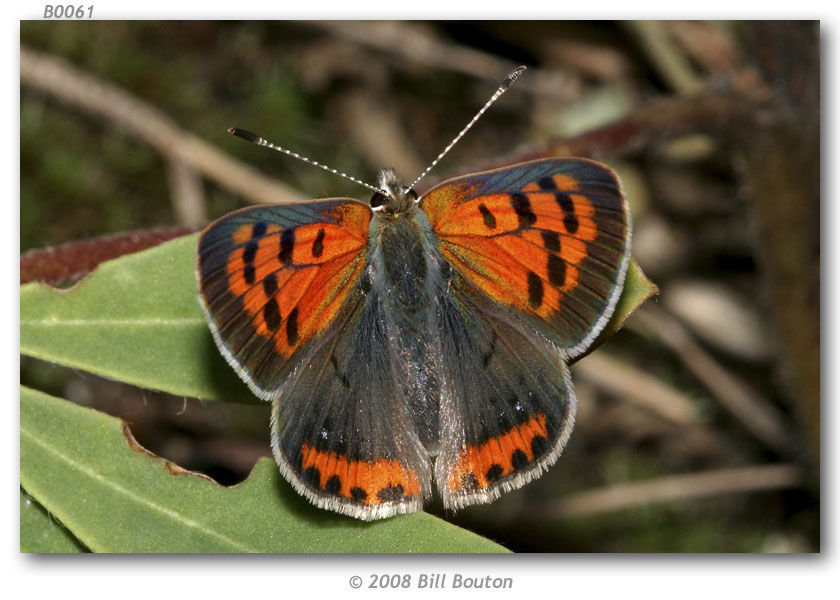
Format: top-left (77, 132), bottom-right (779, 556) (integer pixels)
top-left (370, 168), bottom-right (418, 215)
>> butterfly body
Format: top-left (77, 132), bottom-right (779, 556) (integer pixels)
top-left (361, 185), bottom-right (449, 460)
top-left (197, 158), bottom-right (631, 520)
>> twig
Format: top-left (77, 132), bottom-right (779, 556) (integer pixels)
top-left (629, 306), bottom-right (799, 456)
top-left (20, 46), bottom-right (306, 208)
top-left (573, 352), bottom-right (700, 426)
top-left (337, 90), bottom-right (425, 178)
top-left (166, 160), bottom-right (207, 228)
top-left (540, 464), bottom-right (804, 519)
top-left (20, 227), bottom-right (194, 286)
top-left (667, 21), bottom-right (743, 77)
top-left (626, 21), bottom-right (704, 95)
top-left (307, 20), bottom-right (581, 102)
top-left (490, 84), bottom-right (767, 166)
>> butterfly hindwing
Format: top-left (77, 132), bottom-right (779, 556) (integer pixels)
top-left (270, 285), bottom-right (431, 519)
top-left (420, 158), bottom-right (631, 358)
top-left (197, 199), bottom-right (429, 519)
top-left (431, 266), bottom-right (576, 510)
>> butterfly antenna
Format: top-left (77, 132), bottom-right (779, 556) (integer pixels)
top-left (408, 65), bottom-right (528, 192)
top-left (227, 128), bottom-right (385, 195)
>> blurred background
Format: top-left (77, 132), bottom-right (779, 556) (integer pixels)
top-left (20, 21), bottom-right (819, 552)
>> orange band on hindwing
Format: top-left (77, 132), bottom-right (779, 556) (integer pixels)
top-left (300, 442), bottom-right (422, 505)
top-left (447, 415), bottom-right (550, 492)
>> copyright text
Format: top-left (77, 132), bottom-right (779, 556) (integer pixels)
top-left (351, 573), bottom-right (513, 589)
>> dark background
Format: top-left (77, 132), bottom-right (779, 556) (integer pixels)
top-left (20, 20), bottom-right (819, 552)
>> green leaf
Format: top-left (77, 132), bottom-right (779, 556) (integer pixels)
top-left (612, 259), bottom-right (659, 331)
top-left (21, 233), bottom-right (655, 400)
top-left (574, 258), bottom-right (659, 361)
top-left (20, 386), bottom-right (509, 553)
top-left (21, 234), bottom-right (253, 402)
top-left (20, 488), bottom-right (88, 553)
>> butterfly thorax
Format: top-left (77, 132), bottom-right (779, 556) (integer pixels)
top-left (366, 168), bottom-right (440, 318)
top-left (370, 207), bottom-right (439, 319)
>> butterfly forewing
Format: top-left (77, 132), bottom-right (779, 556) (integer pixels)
top-left (420, 158), bottom-right (631, 358)
top-left (197, 200), bottom-right (371, 395)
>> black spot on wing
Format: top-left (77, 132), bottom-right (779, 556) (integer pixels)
top-left (554, 191), bottom-right (574, 213)
top-left (478, 203), bottom-right (496, 229)
top-left (263, 273), bottom-right (278, 296)
top-left (541, 230), bottom-right (561, 253)
top-left (302, 466), bottom-right (321, 488)
top-left (527, 271), bottom-right (543, 308)
top-left (350, 486), bottom-right (368, 501)
top-left (511, 193), bottom-right (537, 228)
top-left (243, 239), bottom-right (259, 285)
top-left (511, 449), bottom-right (529, 470)
top-left (243, 240), bottom-right (258, 264)
top-left (531, 435), bottom-right (548, 458)
top-left (286, 307), bottom-right (299, 346)
top-left (278, 228), bottom-right (295, 264)
top-left (486, 464), bottom-right (504, 483)
top-left (460, 472), bottom-right (478, 492)
top-left (252, 221), bottom-right (268, 238)
top-left (554, 192), bottom-right (579, 234)
top-left (312, 228), bottom-right (325, 258)
top-left (377, 484), bottom-right (406, 502)
top-left (263, 298), bottom-right (282, 330)
top-left (547, 254), bottom-right (566, 288)
top-left (325, 474), bottom-right (342, 494)
top-left (564, 213), bottom-right (579, 235)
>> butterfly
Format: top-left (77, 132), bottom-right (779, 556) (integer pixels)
top-left (196, 68), bottom-right (631, 521)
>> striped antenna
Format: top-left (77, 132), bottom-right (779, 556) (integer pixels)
top-left (407, 65), bottom-right (528, 191)
top-left (227, 128), bottom-right (385, 195)
top-left (229, 65), bottom-right (527, 198)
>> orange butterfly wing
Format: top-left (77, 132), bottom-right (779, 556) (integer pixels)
top-left (420, 159), bottom-right (630, 508)
top-left (421, 158), bottom-right (631, 357)
top-left (197, 199), bottom-right (371, 397)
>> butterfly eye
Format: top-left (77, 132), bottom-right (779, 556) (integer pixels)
top-left (404, 188), bottom-right (418, 201)
top-left (370, 191), bottom-right (388, 208)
